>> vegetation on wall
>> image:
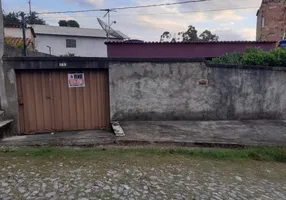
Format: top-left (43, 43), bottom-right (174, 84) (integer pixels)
top-left (210, 47), bottom-right (286, 67)
top-left (4, 40), bottom-right (32, 51)
top-left (60, 53), bottom-right (77, 57)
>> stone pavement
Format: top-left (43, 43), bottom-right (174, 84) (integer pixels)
top-left (1, 120), bottom-right (286, 147)
top-left (1, 154), bottom-right (286, 200)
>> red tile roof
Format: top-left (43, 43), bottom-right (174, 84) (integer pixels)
top-left (5, 37), bottom-right (34, 50)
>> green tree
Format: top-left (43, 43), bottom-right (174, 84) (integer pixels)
top-left (58, 20), bottom-right (68, 27)
top-left (3, 12), bottom-right (20, 26)
top-left (67, 20), bottom-right (80, 28)
top-left (181, 25), bottom-right (199, 42)
top-left (27, 12), bottom-right (46, 25)
top-left (3, 12), bottom-right (45, 26)
top-left (58, 20), bottom-right (80, 28)
top-left (160, 25), bottom-right (219, 42)
top-left (200, 30), bottom-right (219, 42)
top-left (160, 31), bottom-right (172, 42)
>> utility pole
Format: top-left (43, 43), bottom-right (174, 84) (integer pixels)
top-left (0, 0), bottom-right (8, 110)
top-left (20, 12), bottom-right (27, 56)
top-left (0, 0), bottom-right (4, 59)
top-left (28, 0), bottom-right (32, 15)
top-left (0, 0), bottom-right (4, 58)
top-left (102, 8), bottom-right (116, 41)
top-left (103, 9), bottom-right (111, 41)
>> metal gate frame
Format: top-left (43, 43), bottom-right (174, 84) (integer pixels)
top-left (16, 69), bottom-right (110, 134)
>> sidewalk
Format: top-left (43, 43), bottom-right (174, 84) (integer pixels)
top-left (117, 120), bottom-right (286, 147)
top-left (0, 130), bottom-right (116, 147)
top-left (1, 120), bottom-right (286, 147)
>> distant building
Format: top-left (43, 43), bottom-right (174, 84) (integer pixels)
top-left (31, 25), bottom-right (128, 57)
top-left (4, 25), bottom-right (129, 57)
top-left (4, 25), bottom-right (35, 39)
top-left (256, 0), bottom-right (286, 41)
top-left (4, 25), bottom-right (36, 51)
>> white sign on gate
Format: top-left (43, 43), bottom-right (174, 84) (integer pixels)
top-left (68, 73), bottom-right (85, 88)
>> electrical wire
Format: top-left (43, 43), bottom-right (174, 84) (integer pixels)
top-left (37, 0), bottom-right (210, 15)
top-left (41, 6), bottom-right (259, 19)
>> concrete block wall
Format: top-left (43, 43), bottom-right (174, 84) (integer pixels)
top-left (109, 61), bottom-right (286, 121)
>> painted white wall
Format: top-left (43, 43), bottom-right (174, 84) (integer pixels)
top-left (4, 27), bottom-right (34, 39)
top-left (35, 35), bottom-right (107, 57)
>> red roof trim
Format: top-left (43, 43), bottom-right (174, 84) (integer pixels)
top-left (106, 40), bottom-right (277, 44)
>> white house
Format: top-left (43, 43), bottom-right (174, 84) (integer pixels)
top-left (4, 25), bottom-right (35, 39)
top-left (31, 25), bottom-right (129, 57)
top-left (4, 25), bottom-right (36, 51)
top-left (4, 24), bottom-right (129, 57)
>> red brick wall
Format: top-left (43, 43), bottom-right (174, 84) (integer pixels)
top-left (257, 0), bottom-right (286, 41)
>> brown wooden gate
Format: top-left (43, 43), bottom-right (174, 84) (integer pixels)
top-left (16, 69), bottom-right (110, 134)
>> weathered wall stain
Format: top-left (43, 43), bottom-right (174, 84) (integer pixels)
top-left (109, 62), bottom-right (286, 121)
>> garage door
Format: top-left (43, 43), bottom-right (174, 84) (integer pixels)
top-left (16, 69), bottom-right (110, 134)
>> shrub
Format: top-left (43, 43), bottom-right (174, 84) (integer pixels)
top-left (209, 52), bottom-right (243, 65)
top-left (210, 47), bottom-right (286, 67)
top-left (242, 50), bottom-right (268, 65)
top-left (271, 48), bottom-right (286, 66)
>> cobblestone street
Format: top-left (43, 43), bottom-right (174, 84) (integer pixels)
top-left (0, 148), bottom-right (286, 200)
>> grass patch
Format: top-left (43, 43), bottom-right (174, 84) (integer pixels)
top-left (1, 147), bottom-right (286, 163)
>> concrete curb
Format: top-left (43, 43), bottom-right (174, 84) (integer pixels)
top-left (0, 140), bottom-right (281, 148)
top-left (111, 121), bottom-right (125, 137)
top-left (116, 140), bottom-right (247, 148)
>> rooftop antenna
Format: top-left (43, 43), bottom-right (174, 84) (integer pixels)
top-left (98, 18), bottom-right (125, 41)
top-left (98, 9), bottom-right (119, 41)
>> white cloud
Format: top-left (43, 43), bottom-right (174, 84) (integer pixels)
top-left (34, 0), bottom-right (261, 41)
top-left (213, 10), bottom-right (244, 22)
top-left (239, 28), bottom-right (256, 40)
top-left (128, 34), bottom-right (145, 40)
top-left (211, 28), bottom-right (244, 40)
top-left (220, 22), bottom-right (235, 27)
top-left (63, 0), bottom-right (104, 7)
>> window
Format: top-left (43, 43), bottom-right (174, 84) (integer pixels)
top-left (262, 16), bottom-right (265, 28)
top-left (66, 39), bottom-right (76, 48)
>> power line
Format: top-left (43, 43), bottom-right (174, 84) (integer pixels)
top-left (37, 0), bottom-right (210, 15)
top-left (41, 6), bottom-right (259, 19)
top-left (115, 0), bottom-right (209, 10)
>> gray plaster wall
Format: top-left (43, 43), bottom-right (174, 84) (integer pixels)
top-left (109, 62), bottom-right (286, 121)
top-left (1, 61), bottom-right (18, 135)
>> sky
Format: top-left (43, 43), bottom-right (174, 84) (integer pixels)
top-left (2, 0), bottom-right (263, 41)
